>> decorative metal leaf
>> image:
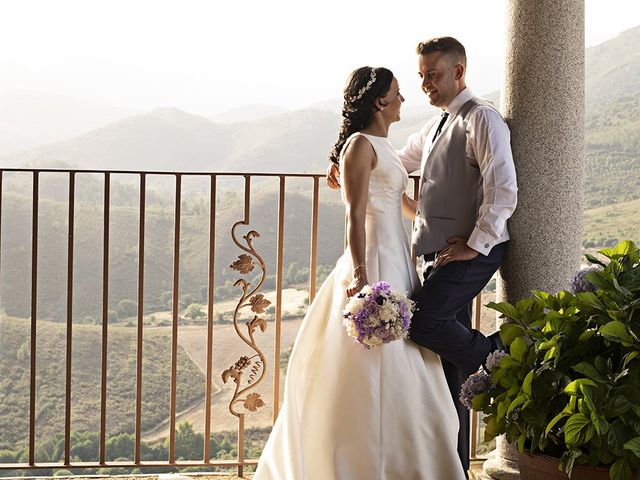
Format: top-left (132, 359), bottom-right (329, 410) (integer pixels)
top-left (233, 278), bottom-right (250, 291)
top-left (248, 316), bottom-right (268, 335)
top-left (243, 392), bottom-right (266, 412)
top-left (230, 254), bottom-right (255, 274)
top-left (244, 231), bottom-right (261, 242)
top-left (249, 294), bottom-right (271, 313)
top-left (222, 367), bottom-right (241, 385)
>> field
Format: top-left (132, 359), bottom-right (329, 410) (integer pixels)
top-left (0, 315), bottom-right (204, 453)
top-left (583, 198), bottom-right (640, 248)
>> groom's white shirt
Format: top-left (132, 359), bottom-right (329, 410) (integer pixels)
top-left (398, 87), bottom-right (518, 256)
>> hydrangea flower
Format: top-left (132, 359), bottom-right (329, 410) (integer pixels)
top-left (485, 350), bottom-right (508, 372)
top-left (570, 265), bottom-right (601, 294)
top-left (460, 370), bottom-right (493, 409)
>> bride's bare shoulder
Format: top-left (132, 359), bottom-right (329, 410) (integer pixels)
top-left (342, 134), bottom-right (376, 170)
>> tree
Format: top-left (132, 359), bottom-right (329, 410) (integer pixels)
top-left (199, 285), bottom-right (209, 303)
top-left (165, 422), bottom-right (203, 461)
top-left (106, 433), bottom-right (134, 461)
top-left (69, 431), bottom-right (99, 461)
top-left (160, 291), bottom-right (173, 309)
top-left (117, 299), bottom-right (137, 319)
top-left (184, 303), bottom-right (205, 319)
top-left (53, 469), bottom-right (73, 476)
top-left (179, 294), bottom-right (195, 309)
top-left (0, 450), bottom-right (16, 462)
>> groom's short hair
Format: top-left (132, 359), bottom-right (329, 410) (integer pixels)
top-left (416, 37), bottom-right (467, 67)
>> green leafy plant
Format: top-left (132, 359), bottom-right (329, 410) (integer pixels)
top-left (469, 240), bottom-right (640, 480)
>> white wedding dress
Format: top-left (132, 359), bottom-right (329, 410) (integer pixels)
top-left (253, 133), bottom-right (465, 480)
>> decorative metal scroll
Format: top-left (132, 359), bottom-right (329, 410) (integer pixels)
top-left (221, 221), bottom-right (270, 417)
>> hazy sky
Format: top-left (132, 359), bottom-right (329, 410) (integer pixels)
top-left (0, 0), bottom-right (638, 115)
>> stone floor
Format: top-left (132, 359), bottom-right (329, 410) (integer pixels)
top-left (11, 460), bottom-right (497, 480)
top-left (469, 459), bottom-right (491, 480)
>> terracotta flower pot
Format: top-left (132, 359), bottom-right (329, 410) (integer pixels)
top-left (518, 451), bottom-right (619, 479)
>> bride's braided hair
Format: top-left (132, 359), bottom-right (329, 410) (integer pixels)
top-left (328, 66), bottom-right (393, 165)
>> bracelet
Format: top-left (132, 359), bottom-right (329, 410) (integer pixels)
top-left (353, 264), bottom-right (366, 275)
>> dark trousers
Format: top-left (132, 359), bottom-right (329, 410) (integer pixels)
top-left (409, 241), bottom-right (506, 473)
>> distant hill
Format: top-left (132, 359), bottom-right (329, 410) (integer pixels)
top-left (584, 26), bottom-right (640, 208)
top-left (0, 108), bottom-right (233, 171)
top-left (0, 107), bottom-right (340, 173)
top-left (586, 26), bottom-right (640, 115)
top-left (0, 187), bottom-right (346, 322)
top-left (222, 108), bottom-right (340, 172)
top-left (210, 104), bottom-right (288, 123)
top-left (0, 90), bottom-right (132, 156)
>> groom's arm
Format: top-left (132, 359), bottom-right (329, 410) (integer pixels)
top-left (397, 122), bottom-right (433, 174)
top-left (466, 108), bottom-right (518, 256)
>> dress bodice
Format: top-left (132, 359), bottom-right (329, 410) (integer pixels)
top-left (339, 132), bottom-right (416, 295)
top-left (341, 132), bottom-right (408, 219)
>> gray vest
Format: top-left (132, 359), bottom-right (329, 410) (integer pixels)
top-left (413, 98), bottom-right (497, 255)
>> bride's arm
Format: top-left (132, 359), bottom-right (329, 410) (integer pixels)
top-left (342, 136), bottom-right (376, 297)
top-left (402, 193), bottom-right (417, 220)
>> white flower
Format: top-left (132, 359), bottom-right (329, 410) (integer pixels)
top-left (343, 319), bottom-right (358, 338)
top-left (364, 334), bottom-right (383, 347)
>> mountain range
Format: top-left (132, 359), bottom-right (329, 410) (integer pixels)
top-left (1, 27), bottom-right (638, 209)
top-left (0, 90), bottom-right (132, 156)
top-left (0, 28), bottom-right (637, 218)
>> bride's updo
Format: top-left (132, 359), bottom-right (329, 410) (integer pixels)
top-left (328, 66), bottom-right (393, 165)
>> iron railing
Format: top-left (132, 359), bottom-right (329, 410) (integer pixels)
top-left (0, 168), bottom-right (487, 476)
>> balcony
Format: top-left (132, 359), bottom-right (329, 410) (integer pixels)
top-left (0, 167), bottom-right (494, 479)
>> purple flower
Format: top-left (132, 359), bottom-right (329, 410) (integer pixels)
top-left (363, 302), bottom-right (380, 316)
top-left (460, 370), bottom-right (493, 409)
top-left (372, 281), bottom-right (391, 294)
top-left (485, 350), bottom-right (507, 372)
top-left (570, 266), bottom-right (601, 294)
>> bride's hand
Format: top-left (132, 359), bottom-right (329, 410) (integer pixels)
top-left (346, 272), bottom-right (368, 298)
top-left (326, 163), bottom-right (341, 190)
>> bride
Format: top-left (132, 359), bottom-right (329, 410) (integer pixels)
top-left (253, 66), bottom-right (465, 480)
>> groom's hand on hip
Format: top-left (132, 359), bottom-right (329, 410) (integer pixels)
top-left (433, 236), bottom-right (479, 268)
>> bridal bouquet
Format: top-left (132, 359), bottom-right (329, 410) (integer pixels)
top-left (343, 281), bottom-right (415, 349)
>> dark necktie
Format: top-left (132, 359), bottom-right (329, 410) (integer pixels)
top-left (431, 112), bottom-right (449, 144)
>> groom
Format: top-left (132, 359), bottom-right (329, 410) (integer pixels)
top-left (327, 37), bottom-right (517, 472)
top-left (397, 36), bottom-right (517, 473)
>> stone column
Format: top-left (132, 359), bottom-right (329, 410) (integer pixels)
top-left (481, 0), bottom-right (585, 478)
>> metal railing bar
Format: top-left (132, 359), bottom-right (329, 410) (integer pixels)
top-left (273, 177), bottom-right (285, 422)
top-left (308, 177), bottom-right (319, 302)
top-left (0, 459), bottom-right (259, 469)
top-left (168, 174), bottom-right (182, 463)
top-left (99, 172), bottom-right (111, 464)
top-left (0, 168), bottom-right (327, 178)
top-left (134, 173), bottom-right (146, 463)
top-left (28, 172), bottom-right (39, 466)
top-left (470, 293), bottom-right (484, 460)
top-left (64, 172), bottom-right (75, 464)
top-left (0, 171), bottom-right (3, 295)
top-left (203, 174), bottom-right (217, 462)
